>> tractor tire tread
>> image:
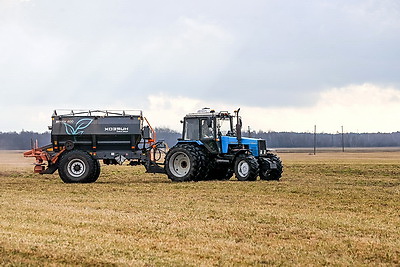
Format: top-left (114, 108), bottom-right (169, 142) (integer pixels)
top-left (259, 153), bottom-right (283, 181)
top-left (165, 143), bottom-right (207, 182)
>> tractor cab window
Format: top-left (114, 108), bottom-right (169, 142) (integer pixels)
top-left (184, 118), bottom-right (199, 140)
top-left (200, 118), bottom-right (214, 139)
top-left (217, 117), bottom-right (233, 136)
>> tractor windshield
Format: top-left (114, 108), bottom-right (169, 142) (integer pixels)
top-left (217, 117), bottom-right (233, 136)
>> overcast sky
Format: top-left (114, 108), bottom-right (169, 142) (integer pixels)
top-left (1, 0), bottom-right (400, 133)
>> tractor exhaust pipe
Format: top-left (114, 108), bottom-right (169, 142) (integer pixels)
top-left (235, 108), bottom-right (242, 142)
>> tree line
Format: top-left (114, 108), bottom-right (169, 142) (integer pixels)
top-left (0, 131), bottom-right (50, 150)
top-left (250, 131), bottom-right (400, 148)
top-left (1, 129), bottom-right (400, 150)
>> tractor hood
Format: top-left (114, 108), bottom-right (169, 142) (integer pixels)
top-left (220, 136), bottom-right (267, 157)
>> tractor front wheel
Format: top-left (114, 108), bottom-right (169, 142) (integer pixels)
top-left (259, 154), bottom-right (283, 181)
top-left (234, 154), bottom-right (259, 181)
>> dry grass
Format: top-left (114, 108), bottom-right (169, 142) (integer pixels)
top-left (0, 150), bottom-right (399, 266)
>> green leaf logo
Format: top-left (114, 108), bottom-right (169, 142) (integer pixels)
top-left (63, 119), bottom-right (93, 135)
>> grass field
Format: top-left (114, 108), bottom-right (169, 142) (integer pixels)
top-left (0, 150), bottom-right (399, 266)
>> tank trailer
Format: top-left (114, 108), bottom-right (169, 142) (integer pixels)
top-left (24, 109), bottom-right (283, 183)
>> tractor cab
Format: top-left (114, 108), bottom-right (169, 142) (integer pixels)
top-left (181, 108), bottom-right (238, 153)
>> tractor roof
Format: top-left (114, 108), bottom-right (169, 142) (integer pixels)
top-left (185, 108), bottom-right (232, 118)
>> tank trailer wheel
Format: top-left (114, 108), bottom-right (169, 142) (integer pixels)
top-left (259, 154), bottom-right (283, 181)
top-left (58, 150), bottom-right (97, 183)
top-left (87, 158), bottom-right (101, 183)
top-left (234, 154), bottom-right (259, 181)
top-left (165, 144), bottom-right (207, 182)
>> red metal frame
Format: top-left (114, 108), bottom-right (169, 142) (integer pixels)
top-left (23, 144), bottom-right (65, 174)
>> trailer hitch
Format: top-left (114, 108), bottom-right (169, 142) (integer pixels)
top-left (23, 141), bottom-right (65, 174)
top-left (143, 140), bottom-right (167, 174)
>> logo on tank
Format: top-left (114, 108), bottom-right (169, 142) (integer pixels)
top-left (63, 119), bottom-right (93, 135)
top-left (104, 127), bottom-right (129, 133)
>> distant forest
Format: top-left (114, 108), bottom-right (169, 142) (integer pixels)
top-left (2, 128), bottom-right (400, 150)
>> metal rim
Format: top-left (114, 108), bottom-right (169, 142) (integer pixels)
top-left (67, 158), bottom-right (86, 178)
top-left (169, 152), bottom-right (190, 178)
top-left (237, 160), bottom-right (249, 178)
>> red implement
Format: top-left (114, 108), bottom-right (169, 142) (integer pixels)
top-left (23, 142), bottom-right (64, 174)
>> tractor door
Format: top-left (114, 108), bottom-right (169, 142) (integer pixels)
top-left (199, 118), bottom-right (219, 154)
top-left (182, 117), bottom-right (219, 154)
top-left (215, 116), bottom-right (235, 153)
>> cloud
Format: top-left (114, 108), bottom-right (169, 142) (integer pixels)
top-left (0, 9), bottom-right (236, 106)
top-left (142, 17), bottom-right (235, 76)
top-left (0, 1), bottom-right (400, 132)
top-left (282, 84), bottom-right (400, 133)
top-left (2, 83), bottom-right (399, 133)
top-left (145, 83), bottom-right (400, 133)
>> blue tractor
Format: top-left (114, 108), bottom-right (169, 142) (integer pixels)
top-left (165, 108), bottom-right (283, 182)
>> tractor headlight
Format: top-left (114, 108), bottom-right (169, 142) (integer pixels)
top-left (258, 140), bottom-right (267, 155)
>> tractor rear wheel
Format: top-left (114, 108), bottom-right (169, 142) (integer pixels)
top-left (234, 154), bottom-right (259, 181)
top-left (58, 150), bottom-right (96, 183)
top-left (165, 144), bottom-right (207, 182)
top-left (259, 154), bottom-right (283, 181)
